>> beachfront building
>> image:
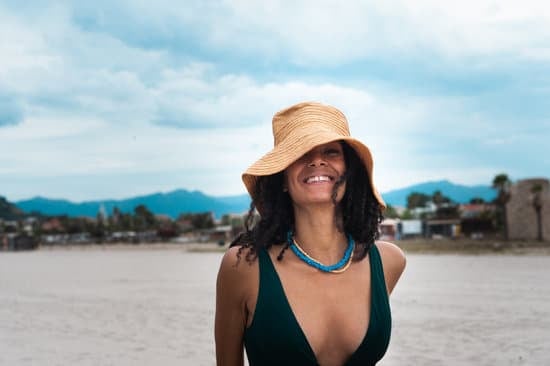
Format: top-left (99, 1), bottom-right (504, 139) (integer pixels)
top-left (506, 178), bottom-right (550, 241)
top-left (400, 219), bottom-right (423, 239)
top-left (380, 218), bottom-right (399, 240)
top-left (425, 218), bottom-right (461, 239)
top-left (459, 203), bottom-right (495, 239)
top-left (380, 218), bottom-right (424, 240)
top-left (208, 225), bottom-right (233, 245)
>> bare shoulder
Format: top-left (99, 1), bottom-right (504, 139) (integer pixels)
top-left (215, 246), bottom-right (259, 365)
top-left (375, 241), bottom-right (406, 267)
top-left (218, 245), bottom-right (258, 281)
top-left (216, 246), bottom-right (259, 327)
top-left (374, 241), bottom-right (406, 294)
top-left (217, 245), bottom-right (260, 301)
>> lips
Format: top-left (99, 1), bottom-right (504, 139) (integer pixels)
top-left (304, 175), bottom-right (334, 184)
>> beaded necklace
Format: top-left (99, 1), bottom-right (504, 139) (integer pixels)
top-left (286, 230), bottom-right (355, 273)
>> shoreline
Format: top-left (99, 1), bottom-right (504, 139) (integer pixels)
top-left (394, 238), bottom-right (550, 255)
top-left (30, 238), bottom-right (550, 255)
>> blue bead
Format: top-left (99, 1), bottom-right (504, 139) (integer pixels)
top-left (287, 230), bottom-right (354, 273)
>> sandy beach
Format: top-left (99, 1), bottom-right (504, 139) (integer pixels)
top-left (179, 238), bottom-right (550, 256)
top-left (1, 243), bottom-right (549, 365)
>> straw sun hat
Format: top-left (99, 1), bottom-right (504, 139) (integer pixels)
top-left (242, 101), bottom-right (385, 209)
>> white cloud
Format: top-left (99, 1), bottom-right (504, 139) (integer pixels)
top-left (221, 0), bottom-right (550, 63)
top-left (1, 45), bottom-right (439, 197)
top-left (11, 0), bottom-right (542, 67)
top-left (0, 1), bottom-right (548, 201)
top-left (0, 8), bottom-right (60, 76)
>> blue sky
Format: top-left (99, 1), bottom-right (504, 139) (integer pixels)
top-left (1, 1), bottom-right (549, 202)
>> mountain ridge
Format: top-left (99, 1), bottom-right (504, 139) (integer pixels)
top-left (13, 180), bottom-right (496, 219)
top-left (0, 196), bottom-right (25, 220)
top-left (15, 189), bottom-right (248, 219)
top-left (382, 179), bottom-right (496, 207)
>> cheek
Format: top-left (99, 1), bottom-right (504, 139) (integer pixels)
top-left (335, 161), bottom-right (346, 177)
top-left (286, 176), bottom-right (300, 195)
top-left (283, 169), bottom-right (298, 192)
top-left (283, 173), bottom-right (289, 190)
top-left (284, 170), bottom-right (303, 200)
top-left (284, 164), bottom-right (300, 183)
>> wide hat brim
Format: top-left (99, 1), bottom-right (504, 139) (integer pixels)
top-left (242, 131), bottom-right (386, 209)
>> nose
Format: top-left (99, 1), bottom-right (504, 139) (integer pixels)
top-left (306, 151), bottom-right (327, 167)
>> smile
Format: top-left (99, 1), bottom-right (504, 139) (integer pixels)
top-left (304, 175), bottom-right (334, 184)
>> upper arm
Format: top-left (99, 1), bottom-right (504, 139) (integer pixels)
top-left (215, 247), bottom-right (253, 366)
top-left (375, 241), bottom-right (406, 294)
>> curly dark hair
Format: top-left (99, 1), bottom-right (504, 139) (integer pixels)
top-left (230, 141), bottom-right (383, 263)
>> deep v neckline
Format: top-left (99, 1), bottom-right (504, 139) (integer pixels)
top-left (264, 247), bottom-right (376, 365)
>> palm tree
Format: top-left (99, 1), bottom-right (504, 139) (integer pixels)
top-left (531, 183), bottom-right (543, 241)
top-left (492, 174), bottom-right (511, 240)
top-left (432, 190), bottom-right (449, 206)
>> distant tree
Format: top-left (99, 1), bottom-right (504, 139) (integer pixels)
top-left (66, 217), bottom-right (87, 234)
top-left (157, 220), bottom-right (178, 240)
top-left (432, 190), bottom-right (451, 206)
top-left (3, 221), bottom-right (18, 233)
top-left (134, 204), bottom-right (156, 231)
top-left (430, 190), bottom-right (457, 219)
top-left (531, 183), bottom-right (543, 242)
top-left (406, 192), bottom-right (431, 209)
top-left (109, 206), bottom-right (122, 230)
top-left (94, 212), bottom-right (106, 242)
top-left (53, 215), bottom-right (69, 234)
top-left (119, 213), bottom-right (134, 231)
top-left (470, 197), bottom-right (485, 204)
top-left (178, 212), bottom-right (215, 230)
top-left (492, 173), bottom-right (511, 240)
top-left (384, 204), bottom-right (399, 218)
top-left (435, 205), bottom-right (459, 219)
top-left (221, 214), bottom-right (231, 226)
top-left (400, 209), bottom-right (414, 220)
top-left (191, 212), bottom-right (215, 230)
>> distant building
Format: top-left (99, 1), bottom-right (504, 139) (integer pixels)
top-left (411, 202), bottom-right (437, 218)
top-left (41, 218), bottom-right (65, 233)
top-left (197, 225), bottom-right (233, 245)
top-left (425, 218), bottom-right (461, 239)
top-left (400, 219), bottom-right (423, 238)
top-left (506, 178), bottom-right (550, 241)
top-left (459, 203), bottom-right (495, 238)
top-left (380, 218), bottom-right (399, 240)
top-left (459, 203), bottom-right (495, 218)
top-left (175, 217), bottom-right (193, 232)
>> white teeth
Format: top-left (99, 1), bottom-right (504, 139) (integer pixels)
top-left (306, 175), bottom-right (331, 183)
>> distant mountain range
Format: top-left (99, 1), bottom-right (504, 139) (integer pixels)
top-left (381, 180), bottom-right (496, 207)
top-left (15, 190), bottom-right (251, 219)
top-left (0, 196), bottom-right (25, 220)
top-left (11, 179), bottom-right (496, 219)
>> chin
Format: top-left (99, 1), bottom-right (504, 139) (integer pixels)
top-left (292, 186), bottom-right (345, 205)
top-left (295, 194), bottom-right (341, 207)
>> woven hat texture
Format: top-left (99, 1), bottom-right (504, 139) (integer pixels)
top-left (242, 101), bottom-right (385, 208)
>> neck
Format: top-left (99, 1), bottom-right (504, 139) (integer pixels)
top-left (292, 203), bottom-right (347, 264)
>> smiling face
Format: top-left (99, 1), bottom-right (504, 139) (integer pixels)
top-left (284, 141), bottom-right (347, 208)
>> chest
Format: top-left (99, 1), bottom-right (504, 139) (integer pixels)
top-left (272, 255), bottom-right (372, 364)
top-left (244, 247), bottom-right (392, 366)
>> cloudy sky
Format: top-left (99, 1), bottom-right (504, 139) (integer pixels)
top-left (1, 1), bottom-right (549, 202)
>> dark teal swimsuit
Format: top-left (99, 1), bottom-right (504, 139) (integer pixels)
top-left (244, 244), bottom-right (392, 365)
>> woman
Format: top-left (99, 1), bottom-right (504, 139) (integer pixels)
top-left (215, 101), bottom-right (406, 366)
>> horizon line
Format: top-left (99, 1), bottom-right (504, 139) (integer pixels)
top-left (5, 178), bottom-right (506, 204)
